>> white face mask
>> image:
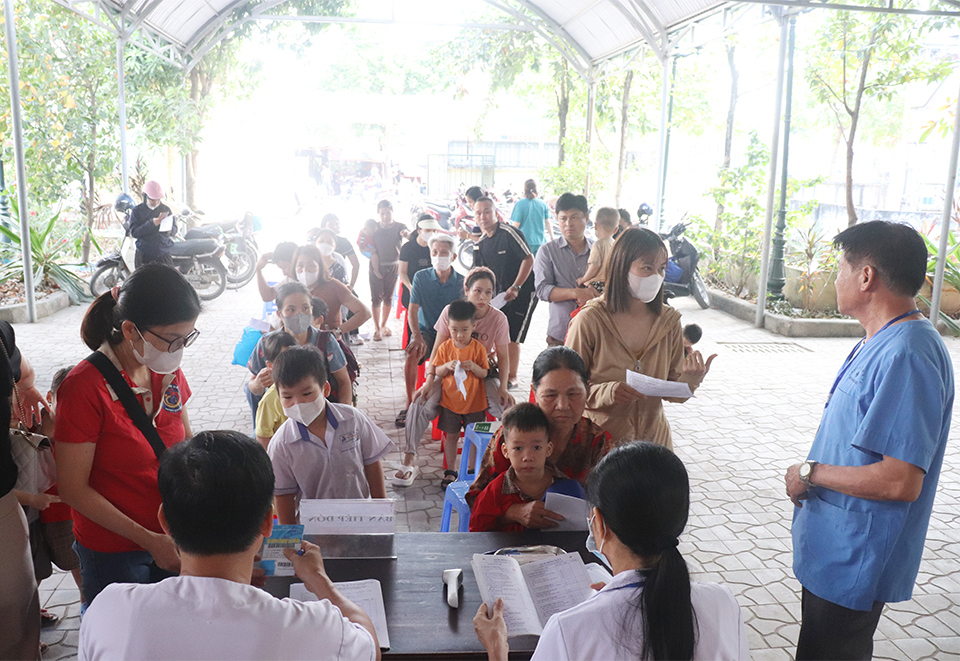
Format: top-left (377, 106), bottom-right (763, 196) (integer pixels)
top-left (432, 254), bottom-right (452, 271)
top-left (146, 199), bottom-right (160, 210)
top-left (283, 312), bottom-right (312, 335)
top-left (297, 270), bottom-right (319, 287)
top-left (585, 512), bottom-right (612, 569)
top-left (318, 243), bottom-right (335, 257)
top-left (283, 395), bottom-right (325, 426)
top-left (132, 328), bottom-right (183, 375)
top-left (420, 230), bottom-right (436, 242)
top-left (628, 272), bottom-right (664, 303)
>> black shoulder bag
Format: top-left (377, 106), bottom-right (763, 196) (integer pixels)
top-left (85, 351), bottom-right (167, 461)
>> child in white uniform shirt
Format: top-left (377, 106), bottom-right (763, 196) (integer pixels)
top-left (269, 345), bottom-right (391, 524)
top-left (79, 430), bottom-right (380, 661)
top-left (474, 441), bottom-right (749, 661)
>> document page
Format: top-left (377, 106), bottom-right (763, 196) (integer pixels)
top-left (490, 292), bottom-right (508, 310)
top-left (290, 579), bottom-right (391, 649)
top-left (472, 553), bottom-right (543, 636)
top-left (519, 552), bottom-right (593, 625)
top-left (158, 214), bottom-right (174, 233)
top-left (625, 370), bottom-right (694, 398)
top-left (543, 492), bottom-right (589, 531)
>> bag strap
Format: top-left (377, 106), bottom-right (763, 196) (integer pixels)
top-left (85, 351), bottom-right (167, 462)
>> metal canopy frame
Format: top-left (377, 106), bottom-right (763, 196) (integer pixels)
top-left (6, 0), bottom-right (960, 323)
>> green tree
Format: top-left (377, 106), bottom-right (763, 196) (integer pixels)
top-left (805, 10), bottom-right (953, 226)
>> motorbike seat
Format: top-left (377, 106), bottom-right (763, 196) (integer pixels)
top-left (184, 220), bottom-right (239, 239)
top-left (169, 238), bottom-right (218, 257)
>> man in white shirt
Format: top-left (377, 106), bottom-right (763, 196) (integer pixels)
top-left (79, 430), bottom-right (380, 661)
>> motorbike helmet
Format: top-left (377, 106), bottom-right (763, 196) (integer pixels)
top-left (637, 203), bottom-right (653, 223)
top-left (142, 180), bottom-right (164, 200)
top-left (114, 193), bottom-right (136, 214)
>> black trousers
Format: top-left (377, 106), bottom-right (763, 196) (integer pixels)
top-left (796, 587), bottom-right (884, 661)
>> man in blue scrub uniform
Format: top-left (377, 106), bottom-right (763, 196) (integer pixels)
top-left (785, 221), bottom-right (954, 661)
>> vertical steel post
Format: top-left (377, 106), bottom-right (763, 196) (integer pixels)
top-left (117, 37), bottom-right (129, 194)
top-left (585, 74), bottom-right (596, 198)
top-left (929, 81), bottom-right (960, 329)
top-left (655, 55), bottom-right (671, 230)
top-left (755, 12), bottom-right (790, 328)
top-left (3, 0), bottom-right (36, 322)
top-left (767, 15), bottom-right (796, 301)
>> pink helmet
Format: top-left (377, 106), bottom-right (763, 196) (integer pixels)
top-left (142, 180), bottom-right (164, 200)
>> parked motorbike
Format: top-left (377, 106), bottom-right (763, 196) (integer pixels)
top-left (90, 194), bottom-right (229, 301)
top-left (659, 221), bottom-right (710, 310)
top-left (184, 212), bottom-right (260, 288)
top-left (412, 199), bottom-right (456, 229)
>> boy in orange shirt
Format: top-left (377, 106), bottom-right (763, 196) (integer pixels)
top-left (430, 299), bottom-right (489, 487)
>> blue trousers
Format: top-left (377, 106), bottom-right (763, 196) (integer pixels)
top-left (74, 541), bottom-right (174, 611)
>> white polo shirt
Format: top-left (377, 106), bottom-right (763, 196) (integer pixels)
top-left (531, 570), bottom-right (749, 661)
top-left (79, 575), bottom-right (376, 661)
top-left (268, 402), bottom-right (392, 500)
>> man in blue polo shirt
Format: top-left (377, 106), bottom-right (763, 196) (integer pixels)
top-left (393, 234), bottom-right (464, 485)
top-left (785, 221), bottom-right (954, 660)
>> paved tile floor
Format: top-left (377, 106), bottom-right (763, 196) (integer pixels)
top-left (23, 282), bottom-right (960, 660)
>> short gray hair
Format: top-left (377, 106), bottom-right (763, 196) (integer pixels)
top-left (429, 233), bottom-right (456, 251)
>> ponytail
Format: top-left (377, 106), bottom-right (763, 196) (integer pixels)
top-left (639, 545), bottom-right (695, 660)
top-left (80, 264), bottom-right (201, 351)
top-left (586, 442), bottom-right (696, 661)
top-left (81, 292), bottom-right (123, 350)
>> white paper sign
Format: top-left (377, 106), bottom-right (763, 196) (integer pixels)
top-left (453, 361), bottom-right (468, 398)
top-left (159, 214), bottom-right (174, 233)
top-left (544, 492), bottom-right (590, 531)
top-left (490, 292), bottom-right (508, 310)
top-left (625, 370), bottom-right (694, 399)
top-left (299, 499), bottom-right (396, 534)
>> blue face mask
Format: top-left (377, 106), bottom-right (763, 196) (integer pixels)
top-left (586, 512), bottom-right (612, 569)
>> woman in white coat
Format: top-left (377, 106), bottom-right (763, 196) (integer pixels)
top-left (474, 441), bottom-right (750, 661)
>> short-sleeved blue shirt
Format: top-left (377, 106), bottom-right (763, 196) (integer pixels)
top-left (409, 268), bottom-right (464, 332)
top-left (792, 320), bottom-right (954, 611)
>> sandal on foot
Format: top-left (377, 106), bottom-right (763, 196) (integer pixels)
top-left (373, 330), bottom-right (382, 341)
top-left (507, 379), bottom-right (520, 390)
top-left (40, 608), bottom-right (59, 628)
top-left (395, 408), bottom-right (407, 428)
top-left (392, 464), bottom-right (419, 487)
top-left (441, 469), bottom-right (458, 488)
top-left (382, 326), bottom-right (393, 337)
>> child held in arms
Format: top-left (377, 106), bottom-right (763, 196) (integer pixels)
top-left (576, 206), bottom-right (620, 294)
top-left (469, 403), bottom-right (584, 532)
top-left (269, 345), bottom-right (391, 525)
top-left (431, 300), bottom-right (490, 488)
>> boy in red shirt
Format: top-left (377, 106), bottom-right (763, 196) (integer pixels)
top-left (431, 300), bottom-right (489, 487)
top-left (469, 403), bottom-right (583, 532)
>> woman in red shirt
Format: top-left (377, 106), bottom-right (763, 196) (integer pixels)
top-left (55, 264), bottom-right (201, 608)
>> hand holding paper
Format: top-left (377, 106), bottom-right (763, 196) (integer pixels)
top-left (490, 292), bottom-right (508, 310)
top-left (625, 370), bottom-right (694, 399)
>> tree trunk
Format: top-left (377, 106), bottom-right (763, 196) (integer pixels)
top-left (557, 73), bottom-right (568, 166)
top-left (844, 24), bottom-right (879, 227)
top-left (615, 70), bottom-right (634, 207)
top-left (715, 43), bottom-right (738, 236)
top-left (186, 150), bottom-right (198, 211)
top-left (82, 171), bottom-right (94, 263)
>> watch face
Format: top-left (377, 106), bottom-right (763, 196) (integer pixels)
top-left (799, 463), bottom-right (811, 479)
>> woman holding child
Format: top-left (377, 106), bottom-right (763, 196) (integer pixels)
top-left (466, 347), bottom-right (610, 529)
top-left (565, 228), bottom-right (716, 449)
top-left (55, 265), bottom-right (201, 607)
top-left (292, 244), bottom-right (370, 335)
top-left (474, 441), bottom-right (749, 660)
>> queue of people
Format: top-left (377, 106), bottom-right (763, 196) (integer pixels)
top-left (0, 183), bottom-right (952, 661)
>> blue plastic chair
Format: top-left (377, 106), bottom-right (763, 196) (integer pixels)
top-left (440, 421), bottom-right (501, 532)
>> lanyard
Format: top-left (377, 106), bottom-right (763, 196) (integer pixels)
top-left (826, 309), bottom-right (920, 406)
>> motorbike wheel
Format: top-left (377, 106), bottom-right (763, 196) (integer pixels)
top-left (89, 264), bottom-right (127, 297)
top-left (185, 258), bottom-right (227, 301)
top-left (223, 238), bottom-right (258, 287)
top-left (692, 271), bottom-right (711, 309)
top-left (458, 240), bottom-right (475, 271)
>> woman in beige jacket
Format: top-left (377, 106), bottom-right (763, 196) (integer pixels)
top-left (566, 228), bottom-right (715, 449)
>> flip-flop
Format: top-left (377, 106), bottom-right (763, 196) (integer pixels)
top-left (441, 469), bottom-right (458, 488)
top-left (392, 464), bottom-right (419, 487)
top-left (395, 409), bottom-right (407, 428)
top-left (382, 327), bottom-right (393, 337)
top-left (373, 330), bottom-right (382, 341)
top-left (40, 608), bottom-right (59, 628)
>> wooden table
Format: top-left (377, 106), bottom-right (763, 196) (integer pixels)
top-left (265, 531), bottom-right (592, 660)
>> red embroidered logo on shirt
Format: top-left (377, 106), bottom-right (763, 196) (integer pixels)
top-left (162, 384), bottom-right (182, 412)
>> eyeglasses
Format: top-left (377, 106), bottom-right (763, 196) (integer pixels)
top-left (144, 327), bottom-right (200, 353)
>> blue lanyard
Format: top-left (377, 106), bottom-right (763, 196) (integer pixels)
top-left (825, 309), bottom-right (920, 407)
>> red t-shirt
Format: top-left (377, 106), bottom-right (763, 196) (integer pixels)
top-left (56, 357), bottom-right (191, 553)
top-left (468, 472), bottom-right (526, 533)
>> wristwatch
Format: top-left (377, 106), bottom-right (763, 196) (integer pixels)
top-left (798, 460), bottom-right (819, 487)
top-left (509, 284), bottom-right (520, 292)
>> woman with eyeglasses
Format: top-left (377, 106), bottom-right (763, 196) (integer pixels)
top-left (55, 264), bottom-right (202, 608)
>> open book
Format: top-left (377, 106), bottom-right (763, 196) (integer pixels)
top-left (290, 579), bottom-right (390, 649)
top-left (472, 552), bottom-right (595, 636)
